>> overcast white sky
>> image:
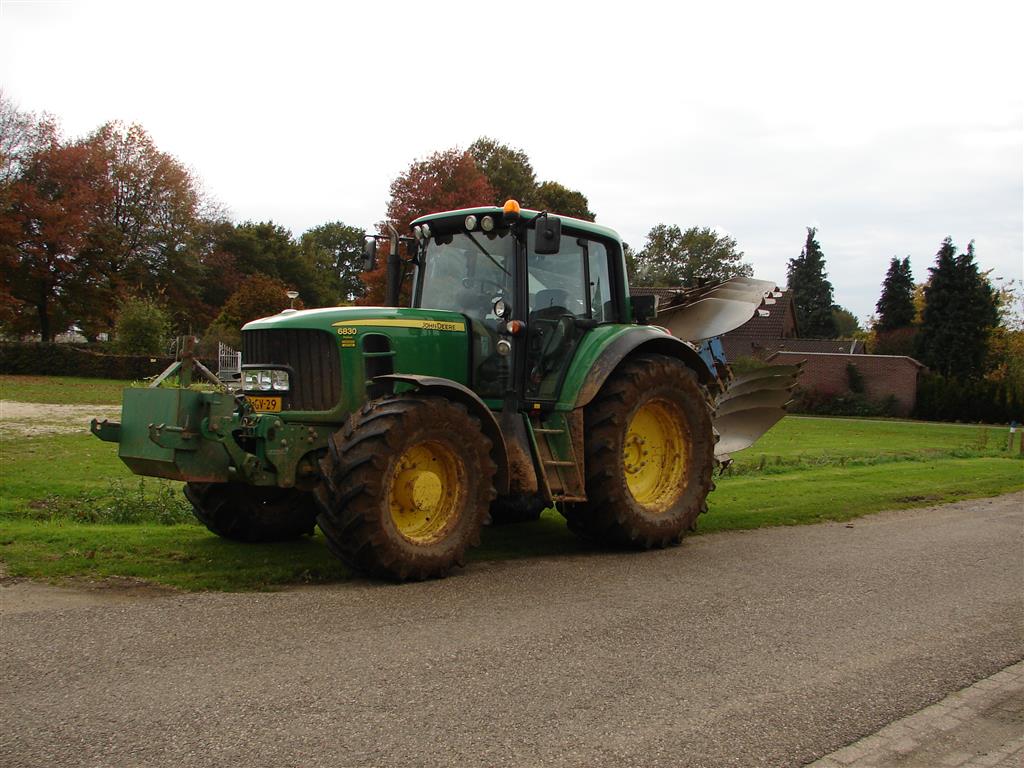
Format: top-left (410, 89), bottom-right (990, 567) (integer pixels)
top-left (1, 0), bottom-right (1021, 321)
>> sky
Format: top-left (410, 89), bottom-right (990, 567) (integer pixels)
top-left (1, 0), bottom-right (1021, 323)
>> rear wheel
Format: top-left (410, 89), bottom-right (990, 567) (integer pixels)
top-left (314, 396), bottom-right (496, 580)
top-left (184, 482), bottom-right (317, 542)
top-left (562, 354), bottom-right (715, 548)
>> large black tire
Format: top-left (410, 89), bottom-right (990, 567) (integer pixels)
top-left (314, 395), bottom-right (497, 581)
top-left (183, 482), bottom-right (317, 542)
top-left (562, 354), bottom-right (715, 548)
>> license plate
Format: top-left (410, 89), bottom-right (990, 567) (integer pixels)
top-left (248, 396), bottom-right (282, 413)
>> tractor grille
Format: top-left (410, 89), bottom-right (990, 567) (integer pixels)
top-left (241, 328), bottom-right (341, 411)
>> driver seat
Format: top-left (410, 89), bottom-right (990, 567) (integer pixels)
top-left (532, 289), bottom-right (569, 320)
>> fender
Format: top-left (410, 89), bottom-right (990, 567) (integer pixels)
top-left (574, 327), bottom-right (718, 409)
top-left (374, 374), bottom-right (510, 496)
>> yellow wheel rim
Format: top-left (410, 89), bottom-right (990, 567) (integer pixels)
top-left (623, 398), bottom-right (688, 512)
top-left (388, 441), bottom-right (462, 544)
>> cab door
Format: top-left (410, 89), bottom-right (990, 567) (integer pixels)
top-left (523, 231), bottom-right (613, 401)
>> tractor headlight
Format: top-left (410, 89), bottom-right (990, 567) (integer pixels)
top-left (481, 215), bottom-right (495, 232)
top-left (243, 369), bottom-right (290, 392)
top-left (271, 370), bottom-right (290, 391)
top-left (465, 215), bottom-right (477, 231)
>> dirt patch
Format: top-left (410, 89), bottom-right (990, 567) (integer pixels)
top-left (0, 400), bottom-right (119, 438)
top-left (0, 563), bottom-right (175, 615)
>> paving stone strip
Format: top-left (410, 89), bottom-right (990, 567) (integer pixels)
top-left (807, 661), bottom-right (1024, 768)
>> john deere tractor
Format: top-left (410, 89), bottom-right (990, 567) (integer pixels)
top-left (93, 200), bottom-right (798, 580)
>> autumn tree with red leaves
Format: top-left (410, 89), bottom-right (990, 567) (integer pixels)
top-left (75, 121), bottom-right (216, 336)
top-left (205, 273), bottom-right (302, 347)
top-left (360, 148), bottom-right (494, 305)
top-left (385, 148), bottom-right (494, 232)
top-left (0, 134), bottom-right (109, 340)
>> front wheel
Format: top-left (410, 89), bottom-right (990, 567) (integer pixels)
top-left (184, 482), bottom-right (317, 542)
top-left (314, 396), bottom-right (497, 581)
top-left (562, 354), bottom-right (715, 548)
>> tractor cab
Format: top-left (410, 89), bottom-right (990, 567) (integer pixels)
top-left (404, 202), bottom-right (625, 405)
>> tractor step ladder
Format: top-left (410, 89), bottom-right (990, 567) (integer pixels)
top-left (530, 414), bottom-right (587, 503)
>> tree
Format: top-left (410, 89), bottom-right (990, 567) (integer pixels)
top-left (299, 222), bottom-right (366, 305)
top-left (787, 227), bottom-right (838, 338)
top-left (385, 148), bottom-right (494, 233)
top-left (875, 256), bottom-right (915, 331)
top-left (872, 326), bottom-right (917, 356)
top-left (0, 135), bottom-right (108, 340)
top-left (623, 241), bottom-right (638, 283)
top-left (532, 180), bottom-right (594, 221)
top-left (368, 148), bottom-right (495, 305)
top-left (206, 274), bottom-right (301, 347)
top-left (80, 122), bottom-right (212, 331)
top-left (468, 137), bottom-right (537, 206)
top-left (916, 237), bottom-right (998, 378)
top-left (0, 90), bottom-right (57, 190)
top-left (113, 296), bottom-right (171, 355)
top-left (832, 306), bottom-right (862, 337)
top-left (633, 225), bottom-right (753, 287)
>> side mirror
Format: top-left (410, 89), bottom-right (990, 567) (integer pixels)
top-left (362, 237), bottom-right (378, 271)
top-left (534, 215), bottom-right (562, 255)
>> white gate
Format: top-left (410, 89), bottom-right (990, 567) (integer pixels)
top-left (217, 342), bottom-right (242, 381)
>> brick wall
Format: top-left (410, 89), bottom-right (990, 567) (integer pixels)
top-left (768, 352), bottom-right (925, 416)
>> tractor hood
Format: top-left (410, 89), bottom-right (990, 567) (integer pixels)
top-left (241, 305), bottom-right (472, 418)
top-left (242, 305), bottom-right (469, 334)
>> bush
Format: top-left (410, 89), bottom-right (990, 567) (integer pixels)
top-left (25, 478), bottom-right (194, 525)
top-left (0, 342), bottom-right (214, 380)
top-left (729, 356), bottom-right (769, 376)
top-left (790, 387), bottom-right (899, 418)
top-left (846, 362), bottom-right (866, 394)
top-left (914, 373), bottom-right (1023, 424)
top-left (114, 297), bottom-right (172, 355)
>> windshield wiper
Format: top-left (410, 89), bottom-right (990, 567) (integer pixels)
top-left (465, 231), bottom-right (510, 276)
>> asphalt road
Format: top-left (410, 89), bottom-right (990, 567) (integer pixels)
top-left (2, 493), bottom-right (1022, 768)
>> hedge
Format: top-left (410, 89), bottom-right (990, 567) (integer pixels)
top-left (914, 373), bottom-right (1024, 424)
top-left (0, 343), bottom-right (213, 381)
top-left (789, 388), bottom-right (900, 418)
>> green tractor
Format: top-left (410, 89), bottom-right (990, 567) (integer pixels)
top-left (93, 200), bottom-right (798, 580)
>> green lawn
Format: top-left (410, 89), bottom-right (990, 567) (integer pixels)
top-left (729, 415), bottom-right (1016, 469)
top-left (0, 433), bottom-right (131, 515)
top-left (1, 455), bottom-right (1019, 591)
top-left (1, 375), bottom-right (131, 405)
top-left (0, 375), bottom-right (1020, 590)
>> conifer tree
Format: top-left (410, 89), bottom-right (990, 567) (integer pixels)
top-left (875, 256), bottom-right (915, 331)
top-left (916, 238), bottom-right (998, 378)
top-left (787, 227), bottom-right (838, 338)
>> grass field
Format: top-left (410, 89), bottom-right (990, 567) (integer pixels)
top-left (1, 375), bottom-right (1021, 590)
top-left (0, 375), bottom-right (131, 405)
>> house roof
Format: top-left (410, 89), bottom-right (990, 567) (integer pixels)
top-left (628, 286), bottom-right (688, 303)
top-left (770, 338), bottom-right (866, 355)
top-left (768, 351), bottom-right (926, 368)
top-left (720, 289), bottom-right (798, 341)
